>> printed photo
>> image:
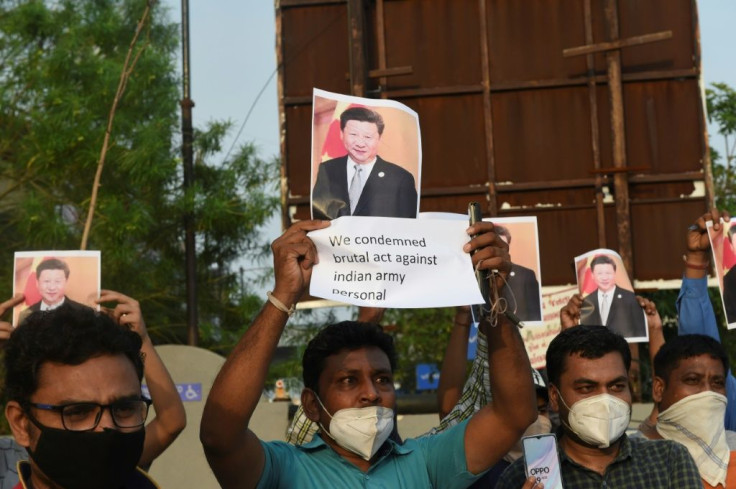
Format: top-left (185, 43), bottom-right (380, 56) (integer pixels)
top-left (574, 249), bottom-right (648, 343)
top-left (311, 88), bottom-right (421, 220)
top-left (13, 251), bottom-right (101, 326)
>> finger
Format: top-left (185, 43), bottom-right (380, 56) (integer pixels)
top-left (0, 294), bottom-right (25, 316)
top-left (279, 220), bottom-right (330, 242)
top-left (98, 290), bottom-right (132, 305)
top-left (522, 476), bottom-right (543, 489)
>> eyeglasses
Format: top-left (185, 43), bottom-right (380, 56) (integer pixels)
top-left (27, 398), bottom-right (152, 432)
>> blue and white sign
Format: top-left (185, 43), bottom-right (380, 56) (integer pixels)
top-left (416, 363), bottom-right (440, 391)
top-left (467, 321), bottom-right (479, 360)
top-left (142, 382), bottom-right (202, 402)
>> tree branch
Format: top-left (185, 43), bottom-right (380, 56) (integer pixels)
top-left (80, 2), bottom-right (154, 249)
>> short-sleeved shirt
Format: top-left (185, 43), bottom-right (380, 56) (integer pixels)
top-left (495, 433), bottom-right (702, 489)
top-left (257, 419), bottom-right (483, 489)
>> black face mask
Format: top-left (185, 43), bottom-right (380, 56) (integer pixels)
top-left (27, 424), bottom-right (144, 489)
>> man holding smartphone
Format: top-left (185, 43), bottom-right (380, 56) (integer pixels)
top-left (496, 326), bottom-right (701, 488)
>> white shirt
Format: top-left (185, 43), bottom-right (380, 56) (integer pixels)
top-left (346, 157), bottom-right (377, 189)
top-left (40, 297), bottom-right (66, 311)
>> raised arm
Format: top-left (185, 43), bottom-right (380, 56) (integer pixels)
top-left (462, 222), bottom-right (537, 474)
top-left (676, 208), bottom-right (736, 430)
top-left (200, 220), bottom-right (329, 489)
top-left (98, 290), bottom-right (186, 469)
top-left (637, 296), bottom-right (664, 362)
top-left (560, 293), bottom-right (584, 330)
top-left (437, 306), bottom-right (473, 419)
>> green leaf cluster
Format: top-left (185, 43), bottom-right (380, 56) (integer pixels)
top-left (0, 0), bottom-right (279, 349)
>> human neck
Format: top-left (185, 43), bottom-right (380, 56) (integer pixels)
top-left (560, 431), bottom-right (622, 475)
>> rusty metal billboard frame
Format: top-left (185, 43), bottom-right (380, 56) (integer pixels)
top-left (275, 0), bottom-right (713, 287)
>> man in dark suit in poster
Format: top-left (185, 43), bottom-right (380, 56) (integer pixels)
top-left (495, 226), bottom-right (542, 322)
top-left (18, 258), bottom-right (88, 324)
top-left (581, 255), bottom-right (646, 339)
top-left (311, 107), bottom-right (418, 220)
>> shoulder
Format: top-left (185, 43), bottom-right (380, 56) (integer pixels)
top-left (320, 156), bottom-right (347, 170)
top-left (628, 435), bottom-right (693, 461)
top-left (65, 297), bottom-right (90, 310)
top-left (510, 264), bottom-right (536, 279)
top-left (126, 467), bottom-right (160, 489)
top-left (375, 157), bottom-right (413, 179)
top-left (615, 286), bottom-right (637, 299)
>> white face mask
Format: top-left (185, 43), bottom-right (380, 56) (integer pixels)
top-left (657, 390), bottom-right (729, 487)
top-left (504, 415), bottom-right (553, 463)
top-left (558, 392), bottom-right (630, 448)
top-left (315, 396), bottom-right (394, 461)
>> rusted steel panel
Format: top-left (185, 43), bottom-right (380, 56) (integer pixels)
top-left (491, 87), bottom-right (594, 183)
top-left (630, 199), bottom-right (707, 280)
top-left (281, 4), bottom-right (350, 97)
top-left (380, 0), bottom-right (482, 91)
top-left (622, 80), bottom-right (704, 175)
top-left (486, 0), bottom-right (588, 82)
top-left (284, 105), bottom-right (314, 198)
top-left (276, 0), bottom-right (709, 286)
top-left (395, 95), bottom-right (488, 188)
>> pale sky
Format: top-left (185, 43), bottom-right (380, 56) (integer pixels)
top-left (162, 0), bottom-right (735, 257)
top-left (162, 1), bottom-right (734, 161)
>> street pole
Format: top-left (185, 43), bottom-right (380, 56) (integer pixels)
top-left (181, 0), bottom-right (198, 345)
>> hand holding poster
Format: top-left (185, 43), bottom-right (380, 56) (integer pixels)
top-left (308, 216), bottom-right (484, 308)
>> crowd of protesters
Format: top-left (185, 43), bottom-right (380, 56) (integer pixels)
top-left (1, 208), bottom-right (735, 488)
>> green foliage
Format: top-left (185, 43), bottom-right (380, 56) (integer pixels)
top-left (707, 82), bottom-right (736, 214)
top-left (383, 307), bottom-right (455, 391)
top-left (0, 0), bottom-right (279, 349)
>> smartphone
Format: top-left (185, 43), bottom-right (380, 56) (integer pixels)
top-left (468, 202), bottom-right (490, 309)
top-left (522, 433), bottom-right (564, 489)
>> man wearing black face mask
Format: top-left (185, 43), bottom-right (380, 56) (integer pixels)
top-left (3, 304), bottom-right (159, 489)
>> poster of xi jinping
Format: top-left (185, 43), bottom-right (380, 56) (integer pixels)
top-left (310, 88), bottom-right (421, 220)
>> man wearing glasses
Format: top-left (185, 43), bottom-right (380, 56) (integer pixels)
top-left (3, 304), bottom-right (158, 489)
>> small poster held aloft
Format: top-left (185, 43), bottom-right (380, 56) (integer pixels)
top-left (707, 218), bottom-right (736, 328)
top-left (574, 249), bottom-right (647, 343)
top-left (13, 251), bottom-right (101, 326)
top-left (419, 212), bottom-right (543, 324)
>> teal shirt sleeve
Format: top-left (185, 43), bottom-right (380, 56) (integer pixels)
top-left (413, 419), bottom-right (486, 488)
top-left (677, 275), bottom-right (736, 430)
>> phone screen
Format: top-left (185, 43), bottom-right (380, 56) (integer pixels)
top-left (522, 434), bottom-right (564, 489)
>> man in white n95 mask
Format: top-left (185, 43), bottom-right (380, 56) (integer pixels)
top-left (496, 325), bottom-right (702, 489)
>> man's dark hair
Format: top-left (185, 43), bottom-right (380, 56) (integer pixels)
top-left (653, 334), bottom-right (729, 384)
top-left (4, 305), bottom-right (144, 403)
top-left (339, 107), bottom-right (385, 136)
top-left (302, 321), bottom-right (397, 394)
top-left (495, 225), bottom-right (511, 245)
top-left (35, 258), bottom-right (70, 280)
top-left (546, 325), bottom-right (631, 386)
top-left (589, 255), bottom-right (616, 272)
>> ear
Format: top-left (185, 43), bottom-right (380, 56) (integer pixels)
top-left (548, 385), bottom-right (560, 413)
top-left (5, 401), bottom-right (32, 447)
top-left (301, 389), bottom-right (321, 422)
top-left (652, 376), bottom-right (665, 404)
